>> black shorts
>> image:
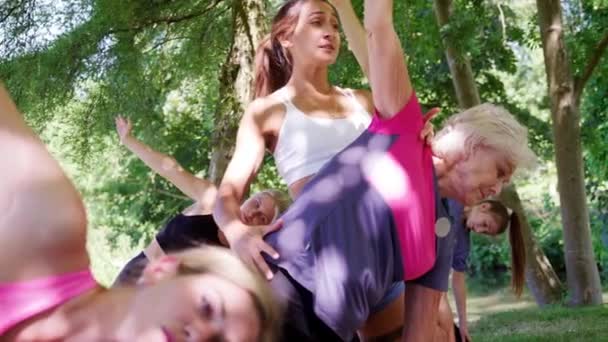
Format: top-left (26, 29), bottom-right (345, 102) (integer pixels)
top-left (272, 269), bottom-right (344, 341)
top-left (155, 214), bottom-right (221, 252)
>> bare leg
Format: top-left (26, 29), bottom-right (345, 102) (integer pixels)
top-left (359, 293), bottom-right (405, 341)
top-left (0, 84), bottom-right (89, 282)
top-left (435, 294), bottom-right (456, 342)
top-left (402, 283), bottom-right (442, 342)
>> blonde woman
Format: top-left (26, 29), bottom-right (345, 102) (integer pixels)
top-left (113, 116), bottom-right (290, 286)
top-left (0, 85), bottom-right (281, 341)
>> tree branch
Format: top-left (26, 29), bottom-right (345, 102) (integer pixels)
top-left (574, 30), bottom-right (608, 99)
top-left (142, 35), bottom-right (196, 53)
top-left (107, 0), bottom-right (223, 35)
top-left (0, 2), bottom-right (22, 24)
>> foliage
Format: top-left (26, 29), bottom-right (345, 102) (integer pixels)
top-left (0, 0), bottom-right (606, 285)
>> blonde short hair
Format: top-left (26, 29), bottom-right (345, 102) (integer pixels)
top-left (433, 103), bottom-right (537, 173)
top-left (171, 247), bottom-right (283, 342)
top-left (257, 189), bottom-right (292, 221)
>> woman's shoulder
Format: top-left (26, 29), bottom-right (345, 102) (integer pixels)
top-left (246, 91), bottom-right (287, 121)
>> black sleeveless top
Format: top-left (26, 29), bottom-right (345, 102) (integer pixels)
top-left (155, 214), bottom-right (223, 252)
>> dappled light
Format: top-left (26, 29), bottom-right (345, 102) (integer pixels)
top-left (2, 0), bottom-right (607, 340)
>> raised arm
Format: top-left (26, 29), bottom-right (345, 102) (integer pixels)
top-left (331, 0), bottom-right (370, 78)
top-left (363, 0), bottom-right (413, 118)
top-left (213, 99), bottom-right (281, 280)
top-left (1, 83), bottom-right (89, 281)
top-left (115, 116), bottom-right (216, 210)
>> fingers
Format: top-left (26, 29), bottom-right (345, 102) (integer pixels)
top-left (419, 122), bottom-right (433, 137)
top-left (114, 116), bottom-right (130, 127)
top-left (259, 240), bottom-right (279, 260)
top-left (252, 251), bottom-right (274, 280)
top-left (420, 124), bottom-right (435, 147)
top-left (262, 219), bottom-right (283, 235)
top-left (423, 107), bottom-right (440, 123)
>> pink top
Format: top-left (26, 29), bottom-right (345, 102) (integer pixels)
top-left (367, 93), bottom-right (437, 280)
top-left (0, 269), bottom-right (98, 335)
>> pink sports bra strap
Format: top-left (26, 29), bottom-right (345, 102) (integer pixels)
top-left (0, 269), bottom-right (98, 335)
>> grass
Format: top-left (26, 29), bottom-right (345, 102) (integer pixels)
top-left (452, 276), bottom-right (608, 341)
top-left (471, 304), bottom-right (608, 341)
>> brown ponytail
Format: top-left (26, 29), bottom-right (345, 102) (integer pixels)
top-left (481, 200), bottom-right (526, 297)
top-left (507, 211), bottom-right (526, 297)
top-left (254, 0), bottom-right (309, 98)
top-left (254, 35), bottom-right (293, 98)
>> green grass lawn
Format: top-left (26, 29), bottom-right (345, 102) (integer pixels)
top-left (454, 277), bottom-right (608, 341)
top-left (471, 304), bottom-right (608, 341)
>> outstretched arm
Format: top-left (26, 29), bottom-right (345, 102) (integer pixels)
top-left (364, 0), bottom-right (413, 118)
top-left (331, 0), bottom-right (370, 78)
top-left (213, 99), bottom-right (282, 280)
top-left (115, 116), bottom-right (216, 211)
top-left (1, 83), bottom-right (89, 280)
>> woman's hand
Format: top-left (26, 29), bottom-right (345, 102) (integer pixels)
top-left (420, 107), bottom-right (440, 146)
top-left (115, 116), bottom-right (133, 144)
top-left (459, 321), bottom-right (472, 342)
top-left (224, 219), bottom-right (283, 280)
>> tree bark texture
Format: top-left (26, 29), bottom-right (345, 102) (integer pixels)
top-left (433, 0), bottom-right (564, 305)
top-left (433, 0), bottom-right (481, 109)
top-left (208, 0), bottom-right (268, 185)
top-left (499, 185), bottom-right (564, 306)
top-left (536, 0), bottom-right (602, 305)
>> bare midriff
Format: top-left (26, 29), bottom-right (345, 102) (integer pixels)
top-left (287, 174), bottom-right (316, 199)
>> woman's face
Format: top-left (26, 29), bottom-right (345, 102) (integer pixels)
top-left (154, 273), bottom-right (261, 342)
top-left (240, 193), bottom-right (277, 226)
top-left (466, 202), bottom-right (501, 235)
top-left (284, 0), bottom-right (341, 66)
top-left (449, 147), bottom-right (512, 206)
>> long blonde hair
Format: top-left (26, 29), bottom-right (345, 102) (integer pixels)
top-left (171, 247), bottom-right (283, 342)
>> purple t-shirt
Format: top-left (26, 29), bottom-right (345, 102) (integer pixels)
top-left (265, 94), bottom-right (438, 340)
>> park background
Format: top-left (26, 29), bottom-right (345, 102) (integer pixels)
top-left (1, 0), bottom-right (606, 340)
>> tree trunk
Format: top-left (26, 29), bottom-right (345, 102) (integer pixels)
top-left (433, 0), bottom-right (564, 305)
top-left (433, 0), bottom-right (480, 109)
top-left (536, 0), bottom-right (602, 305)
top-left (499, 185), bottom-right (564, 305)
top-left (208, 0), bottom-right (267, 185)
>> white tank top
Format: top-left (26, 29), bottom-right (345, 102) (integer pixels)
top-left (273, 87), bottom-right (372, 186)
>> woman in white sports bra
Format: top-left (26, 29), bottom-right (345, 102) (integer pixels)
top-left (213, 1), bottom-right (434, 340)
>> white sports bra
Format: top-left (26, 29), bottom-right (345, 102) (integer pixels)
top-left (273, 87), bottom-right (372, 186)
